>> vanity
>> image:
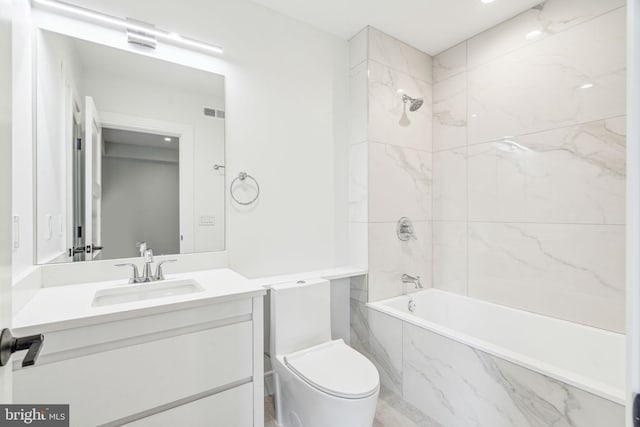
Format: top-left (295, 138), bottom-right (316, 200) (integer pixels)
top-left (4, 5), bottom-right (270, 425)
top-left (12, 268), bottom-right (265, 427)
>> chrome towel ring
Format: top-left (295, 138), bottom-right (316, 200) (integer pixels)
top-left (230, 171), bottom-right (260, 205)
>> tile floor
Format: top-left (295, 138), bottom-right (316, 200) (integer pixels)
top-left (265, 386), bottom-right (439, 427)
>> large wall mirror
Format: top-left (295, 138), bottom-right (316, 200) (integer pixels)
top-left (35, 30), bottom-right (226, 264)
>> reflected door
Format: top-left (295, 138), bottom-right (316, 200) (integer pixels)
top-left (84, 96), bottom-right (103, 259)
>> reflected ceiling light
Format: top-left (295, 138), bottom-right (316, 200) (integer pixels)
top-left (164, 137), bottom-right (172, 142)
top-left (579, 83), bottom-right (594, 89)
top-left (481, 0), bottom-right (496, 4)
top-left (32, 0), bottom-right (224, 55)
top-left (525, 30), bottom-right (542, 40)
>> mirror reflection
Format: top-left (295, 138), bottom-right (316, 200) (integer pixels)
top-left (35, 30), bottom-right (226, 264)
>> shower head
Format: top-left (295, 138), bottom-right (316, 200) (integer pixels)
top-left (402, 94), bottom-right (424, 112)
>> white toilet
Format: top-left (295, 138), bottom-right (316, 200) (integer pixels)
top-left (269, 278), bottom-right (379, 427)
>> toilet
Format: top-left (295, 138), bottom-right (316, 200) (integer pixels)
top-left (269, 278), bottom-right (379, 427)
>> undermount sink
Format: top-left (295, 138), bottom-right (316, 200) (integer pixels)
top-left (92, 279), bottom-right (204, 307)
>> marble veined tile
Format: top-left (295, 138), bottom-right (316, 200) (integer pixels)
top-left (368, 221), bottom-right (432, 302)
top-left (468, 7), bottom-right (626, 145)
top-left (369, 26), bottom-right (432, 83)
top-left (433, 147), bottom-right (466, 222)
top-left (468, 0), bottom-right (626, 68)
top-left (348, 221), bottom-right (368, 268)
top-left (433, 221), bottom-right (468, 295)
top-left (433, 42), bottom-right (466, 83)
top-left (468, 117), bottom-right (626, 225)
top-left (374, 386), bottom-right (444, 427)
top-left (349, 142), bottom-right (368, 222)
top-left (468, 222), bottom-right (624, 332)
top-left (350, 27), bottom-right (368, 69)
top-left (369, 142), bottom-right (432, 223)
top-left (349, 61), bottom-right (368, 145)
top-left (433, 72), bottom-right (467, 152)
top-left (403, 322), bottom-right (624, 426)
top-left (368, 308), bottom-right (403, 394)
top-left (368, 60), bottom-right (433, 151)
top-left (350, 274), bottom-right (368, 303)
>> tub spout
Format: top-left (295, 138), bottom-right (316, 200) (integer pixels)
top-left (401, 274), bottom-right (423, 290)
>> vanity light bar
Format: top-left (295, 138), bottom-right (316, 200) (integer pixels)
top-left (32, 0), bottom-right (224, 55)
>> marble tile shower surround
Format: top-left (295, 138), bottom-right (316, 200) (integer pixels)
top-left (431, 0), bottom-right (626, 332)
top-left (348, 26), bottom-right (434, 301)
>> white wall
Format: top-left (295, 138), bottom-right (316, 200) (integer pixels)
top-left (57, 0), bottom-right (351, 278)
top-left (11, 0), bottom-right (34, 281)
top-left (101, 155), bottom-right (180, 259)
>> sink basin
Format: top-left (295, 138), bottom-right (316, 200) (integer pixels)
top-left (92, 279), bottom-right (204, 307)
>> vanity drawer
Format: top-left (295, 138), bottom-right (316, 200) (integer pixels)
top-left (14, 321), bottom-right (253, 427)
top-left (125, 383), bottom-right (253, 427)
top-left (14, 297), bottom-right (253, 359)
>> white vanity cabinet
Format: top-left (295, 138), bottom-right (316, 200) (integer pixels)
top-left (12, 295), bottom-right (264, 427)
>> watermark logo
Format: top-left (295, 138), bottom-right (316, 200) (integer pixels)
top-left (0, 405), bottom-right (68, 426)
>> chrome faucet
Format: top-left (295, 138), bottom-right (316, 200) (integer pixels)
top-left (401, 274), bottom-right (423, 291)
top-left (116, 246), bottom-right (177, 283)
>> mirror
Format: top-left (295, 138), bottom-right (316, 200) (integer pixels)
top-left (35, 30), bottom-right (226, 264)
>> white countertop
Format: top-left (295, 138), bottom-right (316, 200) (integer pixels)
top-left (13, 268), bottom-right (265, 332)
top-left (250, 266), bottom-right (367, 287)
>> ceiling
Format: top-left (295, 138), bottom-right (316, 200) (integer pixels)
top-left (250, 0), bottom-right (543, 55)
top-left (103, 128), bottom-right (179, 150)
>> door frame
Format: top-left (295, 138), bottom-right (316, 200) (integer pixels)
top-left (0, 0), bottom-right (13, 404)
top-left (98, 111), bottom-right (195, 254)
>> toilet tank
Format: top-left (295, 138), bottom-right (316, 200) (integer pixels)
top-left (270, 279), bottom-right (331, 356)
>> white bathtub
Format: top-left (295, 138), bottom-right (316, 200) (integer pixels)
top-left (368, 288), bottom-right (625, 405)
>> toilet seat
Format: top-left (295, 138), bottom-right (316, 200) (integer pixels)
top-left (284, 339), bottom-right (379, 399)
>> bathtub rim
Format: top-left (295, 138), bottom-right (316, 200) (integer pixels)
top-left (367, 289), bottom-right (625, 405)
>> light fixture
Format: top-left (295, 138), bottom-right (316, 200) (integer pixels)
top-left (32, 0), bottom-right (224, 55)
top-left (579, 83), bottom-right (594, 89)
top-left (164, 137), bottom-right (172, 142)
top-left (481, 0), bottom-right (496, 4)
top-left (525, 30), bottom-right (542, 41)
top-left (126, 29), bottom-right (157, 50)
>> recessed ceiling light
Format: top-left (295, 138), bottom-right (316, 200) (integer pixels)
top-left (579, 83), bottom-right (594, 89)
top-left (164, 137), bottom-right (172, 142)
top-left (525, 30), bottom-right (542, 40)
top-left (481, 0), bottom-right (496, 4)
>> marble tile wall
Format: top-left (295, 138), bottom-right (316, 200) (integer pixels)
top-left (432, 0), bottom-right (626, 332)
top-left (348, 27), bottom-right (434, 302)
top-left (349, 300), bottom-right (623, 426)
top-left (402, 322), bottom-right (624, 426)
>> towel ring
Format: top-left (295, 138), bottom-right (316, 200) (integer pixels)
top-left (230, 172), bottom-right (260, 205)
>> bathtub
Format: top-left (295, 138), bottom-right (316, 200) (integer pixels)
top-left (366, 289), bottom-right (625, 426)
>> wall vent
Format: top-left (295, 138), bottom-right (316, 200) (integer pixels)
top-left (204, 107), bottom-right (225, 119)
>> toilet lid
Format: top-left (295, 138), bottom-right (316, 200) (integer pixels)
top-left (284, 340), bottom-right (380, 399)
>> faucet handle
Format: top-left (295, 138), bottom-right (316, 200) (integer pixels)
top-left (155, 259), bottom-right (177, 281)
top-left (115, 263), bottom-right (141, 284)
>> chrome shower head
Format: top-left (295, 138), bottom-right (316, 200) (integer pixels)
top-left (402, 94), bottom-right (424, 112)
